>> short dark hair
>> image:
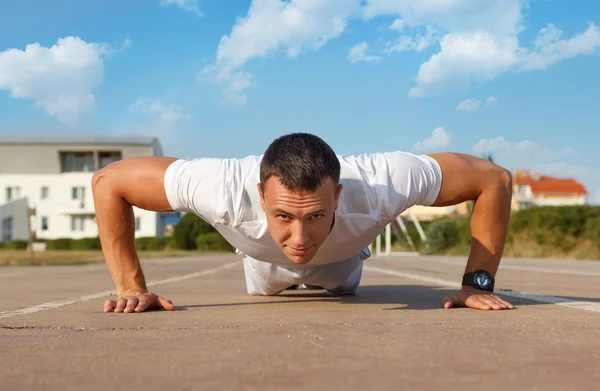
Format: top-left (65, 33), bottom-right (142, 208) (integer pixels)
top-left (260, 133), bottom-right (340, 192)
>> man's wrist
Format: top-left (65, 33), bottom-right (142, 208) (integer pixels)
top-left (117, 285), bottom-right (148, 297)
top-left (115, 265), bottom-right (147, 295)
top-left (462, 270), bottom-right (495, 292)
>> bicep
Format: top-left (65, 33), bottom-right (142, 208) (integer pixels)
top-left (92, 156), bottom-right (178, 212)
top-left (162, 157), bottom-right (251, 225)
top-left (426, 153), bottom-right (509, 207)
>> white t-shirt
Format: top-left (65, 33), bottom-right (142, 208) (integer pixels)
top-left (163, 151), bottom-right (442, 267)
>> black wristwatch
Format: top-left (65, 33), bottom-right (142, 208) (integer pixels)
top-left (462, 270), bottom-right (495, 292)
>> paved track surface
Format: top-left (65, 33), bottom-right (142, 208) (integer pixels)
top-left (1, 254), bottom-right (600, 390)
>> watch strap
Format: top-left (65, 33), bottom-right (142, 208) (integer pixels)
top-left (462, 272), bottom-right (477, 286)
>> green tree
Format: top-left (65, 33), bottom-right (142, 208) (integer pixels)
top-left (172, 213), bottom-right (217, 250)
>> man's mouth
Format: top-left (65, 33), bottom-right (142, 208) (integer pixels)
top-left (288, 246), bottom-right (311, 255)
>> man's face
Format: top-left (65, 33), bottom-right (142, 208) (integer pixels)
top-left (258, 176), bottom-right (342, 264)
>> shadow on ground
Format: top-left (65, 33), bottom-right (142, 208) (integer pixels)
top-left (176, 284), bottom-right (600, 311)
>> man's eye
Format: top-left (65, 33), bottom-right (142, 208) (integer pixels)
top-left (310, 214), bottom-right (324, 220)
top-left (276, 215), bottom-right (290, 220)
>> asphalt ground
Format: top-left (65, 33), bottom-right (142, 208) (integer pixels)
top-left (1, 253), bottom-right (599, 391)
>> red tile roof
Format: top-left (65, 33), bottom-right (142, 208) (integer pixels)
top-left (514, 171), bottom-right (588, 195)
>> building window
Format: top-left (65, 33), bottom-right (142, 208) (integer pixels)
top-left (41, 186), bottom-right (49, 200)
top-left (2, 217), bottom-right (13, 242)
top-left (60, 152), bottom-right (95, 172)
top-left (5, 186), bottom-right (20, 202)
top-left (99, 151), bottom-right (122, 169)
top-left (72, 186), bottom-right (85, 200)
top-left (41, 216), bottom-right (48, 231)
top-left (135, 217), bottom-right (141, 231)
top-left (71, 216), bottom-right (85, 232)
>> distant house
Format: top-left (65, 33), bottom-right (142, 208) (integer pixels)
top-left (0, 136), bottom-right (177, 243)
top-left (511, 170), bottom-right (588, 211)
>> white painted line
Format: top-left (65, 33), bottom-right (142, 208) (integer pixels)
top-left (410, 257), bottom-right (600, 277)
top-left (498, 264), bottom-right (600, 278)
top-left (365, 266), bottom-right (460, 287)
top-left (390, 258), bottom-right (600, 277)
top-left (0, 261), bottom-right (239, 319)
top-left (0, 271), bottom-right (28, 279)
top-left (0, 258), bottom-right (193, 279)
top-left (364, 265), bottom-right (600, 313)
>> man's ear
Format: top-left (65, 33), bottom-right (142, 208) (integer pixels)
top-left (334, 183), bottom-right (343, 209)
top-left (257, 183), bottom-right (265, 211)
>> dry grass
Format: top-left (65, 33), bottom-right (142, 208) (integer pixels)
top-left (503, 232), bottom-right (600, 260)
top-left (390, 232), bottom-right (600, 261)
top-left (0, 249), bottom-right (197, 266)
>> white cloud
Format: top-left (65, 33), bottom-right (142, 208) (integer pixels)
top-left (411, 126), bottom-right (452, 154)
top-left (201, 0), bottom-right (361, 105)
top-left (389, 18), bottom-right (405, 32)
top-left (472, 136), bottom-right (580, 170)
top-left (483, 95), bottom-right (497, 109)
top-left (408, 31), bottom-right (519, 97)
top-left (471, 136), bottom-right (600, 202)
top-left (0, 36), bottom-right (110, 125)
top-left (456, 98), bottom-right (480, 112)
top-left (201, 0), bottom-right (600, 104)
top-left (363, 0), bottom-right (524, 35)
top-left (129, 98), bottom-right (185, 123)
top-left (362, 1), bottom-right (600, 97)
top-left (518, 22), bottom-right (600, 71)
top-left (160, 0), bottom-right (203, 17)
top-left (122, 98), bottom-right (187, 157)
top-left (456, 95), bottom-right (497, 112)
top-left (384, 25), bottom-right (437, 53)
top-left (348, 42), bottom-right (381, 63)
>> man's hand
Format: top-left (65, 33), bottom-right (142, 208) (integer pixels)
top-left (104, 289), bottom-right (175, 313)
top-left (442, 286), bottom-right (514, 310)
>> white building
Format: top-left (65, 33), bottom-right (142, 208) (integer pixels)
top-left (0, 136), bottom-right (173, 243)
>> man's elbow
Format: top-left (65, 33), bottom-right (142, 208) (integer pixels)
top-left (500, 167), bottom-right (512, 187)
top-left (92, 165), bottom-right (119, 198)
top-left (493, 166), bottom-right (513, 195)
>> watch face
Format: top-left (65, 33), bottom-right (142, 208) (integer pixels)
top-left (475, 272), bottom-right (492, 289)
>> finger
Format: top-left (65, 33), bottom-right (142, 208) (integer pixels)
top-left (124, 298), bottom-right (139, 313)
top-left (485, 294), bottom-right (509, 309)
top-left (495, 296), bottom-right (515, 309)
top-left (442, 294), bottom-right (460, 309)
top-left (466, 296), bottom-right (492, 310)
top-left (492, 297), bottom-right (511, 310)
top-left (485, 295), bottom-right (512, 310)
top-left (114, 298), bottom-right (128, 313)
top-left (478, 296), bottom-right (503, 310)
top-left (134, 299), bottom-right (149, 312)
top-left (158, 296), bottom-right (175, 311)
top-left (104, 300), bottom-right (117, 312)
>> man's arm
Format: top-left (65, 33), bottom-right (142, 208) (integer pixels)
top-left (426, 152), bottom-right (514, 310)
top-left (92, 156), bottom-right (178, 313)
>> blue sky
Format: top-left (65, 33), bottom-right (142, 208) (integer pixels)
top-left (1, 0), bottom-right (600, 200)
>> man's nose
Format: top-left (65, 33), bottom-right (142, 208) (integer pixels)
top-left (290, 221), bottom-right (310, 246)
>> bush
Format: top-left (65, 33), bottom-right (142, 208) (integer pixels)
top-left (456, 217), bottom-right (471, 245)
top-left (585, 216), bottom-right (600, 249)
top-left (70, 237), bottom-right (101, 250)
top-left (135, 236), bottom-right (170, 251)
top-left (426, 218), bottom-right (460, 253)
top-left (4, 240), bottom-right (29, 249)
top-left (195, 232), bottom-right (234, 252)
top-left (172, 213), bottom-right (217, 250)
top-left (510, 205), bottom-right (599, 238)
top-left (46, 238), bottom-right (72, 250)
